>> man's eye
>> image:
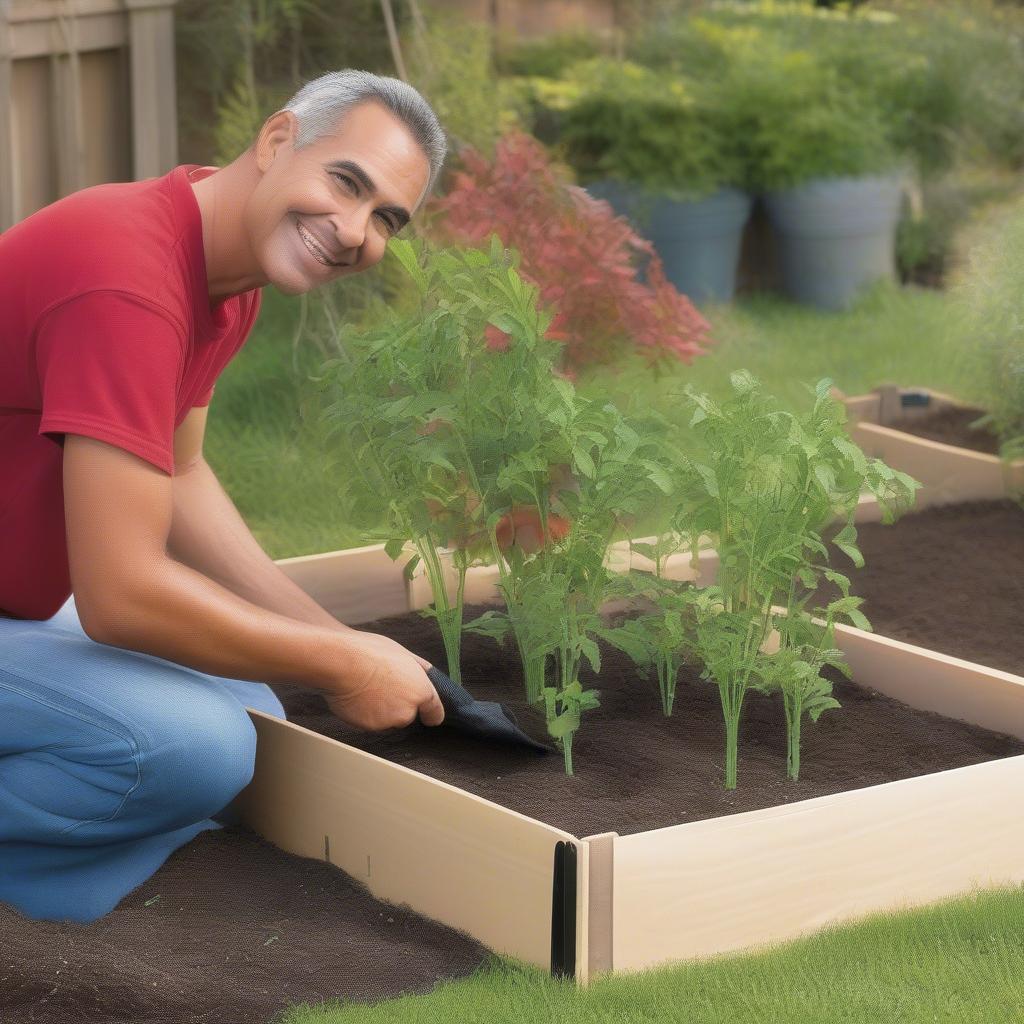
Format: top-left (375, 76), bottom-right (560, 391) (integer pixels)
top-left (331, 172), bottom-right (394, 233)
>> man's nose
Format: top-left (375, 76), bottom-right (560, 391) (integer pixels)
top-left (328, 214), bottom-right (367, 260)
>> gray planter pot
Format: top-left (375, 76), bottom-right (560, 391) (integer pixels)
top-left (763, 173), bottom-right (906, 311)
top-left (584, 181), bottom-right (753, 304)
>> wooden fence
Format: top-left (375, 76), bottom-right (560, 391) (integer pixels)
top-left (0, 0), bottom-right (179, 230)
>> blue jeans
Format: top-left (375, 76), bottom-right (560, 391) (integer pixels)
top-left (0, 594), bottom-right (287, 924)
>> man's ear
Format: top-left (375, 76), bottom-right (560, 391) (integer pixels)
top-left (254, 110), bottom-right (299, 172)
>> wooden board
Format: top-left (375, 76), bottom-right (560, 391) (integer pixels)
top-left (842, 386), bottom-right (1024, 507)
top-left (610, 623), bottom-right (1024, 973)
top-left (851, 421), bottom-right (1023, 507)
top-left (835, 623), bottom-right (1024, 740)
top-left (233, 710), bottom-right (578, 970)
top-left (612, 753), bottom-right (1024, 972)
top-left (275, 543), bottom-right (411, 625)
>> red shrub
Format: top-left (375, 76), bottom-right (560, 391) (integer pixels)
top-left (426, 131), bottom-right (713, 374)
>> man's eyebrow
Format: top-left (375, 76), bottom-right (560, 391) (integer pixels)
top-left (325, 159), bottom-right (412, 229)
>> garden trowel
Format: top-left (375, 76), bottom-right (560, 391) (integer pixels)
top-left (425, 665), bottom-right (551, 754)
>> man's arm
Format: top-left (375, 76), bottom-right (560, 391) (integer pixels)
top-left (168, 402), bottom-right (355, 634)
top-left (63, 433), bottom-right (442, 730)
top-left (166, 455), bottom-right (356, 634)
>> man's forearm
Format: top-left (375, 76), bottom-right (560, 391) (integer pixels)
top-left (96, 552), bottom-right (363, 693)
top-left (166, 457), bottom-right (357, 635)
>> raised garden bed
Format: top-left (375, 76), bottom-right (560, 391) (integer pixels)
top-left (7, 507), bottom-right (1023, 1021)
top-left (840, 386), bottom-right (1024, 508)
top-left (230, 539), bottom-right (1024, 981)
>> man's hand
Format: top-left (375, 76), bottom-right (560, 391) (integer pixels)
top-left (324, 631), bottom-right (443, 731)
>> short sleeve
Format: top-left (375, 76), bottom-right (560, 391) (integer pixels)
top-left (193, 384), bottom-right (215, 407)
top-left (35, 290), bottom-right (186, 475)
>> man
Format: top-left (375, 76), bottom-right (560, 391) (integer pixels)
top-left (0, 70), bottom-right (448, 924)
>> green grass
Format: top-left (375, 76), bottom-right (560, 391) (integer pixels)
top-left (207, 280), bottom-right (963, 559)
top-left (578, 280), bottom-right (968, 422)
top-left (272, 883), bottom-right (1024, 1024)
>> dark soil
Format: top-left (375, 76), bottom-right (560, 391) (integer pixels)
top-left (266, 594), bottom-right (1024, 838)
top-left (819, 499), bottom-right (1024, 675)
top-left (0, 829), bottom-right (492, 1024)
top-left (4, 499), bottom-right (1022, 1023)
top-left (886, 405), bottom-right (1001, 455)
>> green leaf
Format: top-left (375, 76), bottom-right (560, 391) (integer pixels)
top-left (808, 695), bottom-right (841, 722)
top-left (402, 553), bottom-right (421, 581)
top-left (384, 538), bottom-right (407, 561)
top-left (388, 238), bottom-right (428, 293)
top-left (832, 524), bottom-right (864, 568)
top-left (641, 460), bottom-right (674, 495)
top-left (573, 443), bottom-right (596, 478)
top-left (730, 370), bottom-right (758, 395)
top-left (822, 569), bottom-right (851, 596)
top-left (546, 710), bottom-right (580, 739)
top-left (813, 463), bottom-right (836, 494)
top-left (845, 607), bottom-right (872, 632)
top-left (579, 637), bottom-right (602, 674)
top-left (694, 463), bottom-right (719, 497)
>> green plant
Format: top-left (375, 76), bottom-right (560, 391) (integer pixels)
top-left (311, 237), bottom-right (569, 684)
top-left (541, 58), bottom-right (740, 198)
top-left (754, 612), bottom-right (846, 782)
top-left (495, 29), bottom-right (605, 78)
top-left (718, 40), bottom-right (898, 191)
top-left (953, 198), bottom-right (1024, 465)
top-left (405, 7), bottom-right (528, 159)
top-left (676, 371), bottom-right (919, 788)
top-left (466, 398), bottom-right (681, 774)
top-left (628, 1), bottom-right (1024, 182)
top-left (600, 576), bottom-right (695, 716)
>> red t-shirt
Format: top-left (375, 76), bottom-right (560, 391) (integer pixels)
top-left (0, 163), bottom-right (262, 620)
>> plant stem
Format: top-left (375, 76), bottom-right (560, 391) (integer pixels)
top-left (522, 649), bottom-right (547, 704)
top-left (417, 538), bottom-right (463, 685)
top-left (563, 731), bottom-right (574, 777)
top-left (724, 712), bottom-right (739, 790)
top-left (786, 696), bottom-right (802, 781)
top-left (658, 651), bottom-right (674, 716)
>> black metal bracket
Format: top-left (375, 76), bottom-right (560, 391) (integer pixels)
top-left (901, 390), bottom-right (932, 408)
top-left (550, 840), bottom-right (577, 979)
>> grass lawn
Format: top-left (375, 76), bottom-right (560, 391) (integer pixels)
top-left (204, 280), bottom-right (1023, 1022)
top-left (275, 883), bottom-right (1024, 1024)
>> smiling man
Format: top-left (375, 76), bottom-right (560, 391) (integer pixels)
top-left (0, 71), bottom-right (448, 925)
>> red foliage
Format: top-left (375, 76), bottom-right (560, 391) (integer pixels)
top-left (426, 131), bottom-right (713, 373)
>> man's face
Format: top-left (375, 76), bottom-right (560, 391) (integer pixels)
top-left (246, 100), bottom-right (430, 295)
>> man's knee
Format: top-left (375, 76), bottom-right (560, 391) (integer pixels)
top-left (137, 690), bottom-right (258, 828)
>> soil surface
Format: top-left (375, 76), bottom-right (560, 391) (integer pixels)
top-left (819, 499), bottom-right (1024, 676)
top-left (4, 499), bottom-right (1022, 1023)
top-left (0, 829), bottom-right (492, 1024)
top-left (886, 405), bottom-right (1002, 455)
top-left (266, 589), bottom-right (1024, 838)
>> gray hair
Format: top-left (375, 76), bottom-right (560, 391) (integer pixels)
top-left (280, 70), bottom-right (447, 202)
